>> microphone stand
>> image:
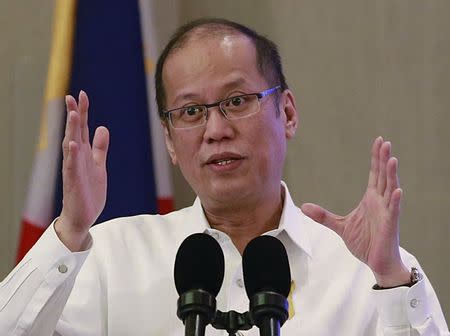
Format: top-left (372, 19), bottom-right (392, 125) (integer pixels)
top-left (184, 313), bottom-right (208, 336)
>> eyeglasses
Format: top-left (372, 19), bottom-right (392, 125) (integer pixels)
top-left (163, 85), bottom-right (281, 130)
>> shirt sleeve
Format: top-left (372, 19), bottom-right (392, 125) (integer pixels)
top-left (0, 221), bottom-right (91, 336)
top-left (373, 256), bottom-right (449, 335)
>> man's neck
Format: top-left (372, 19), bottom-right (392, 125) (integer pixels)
top-left (202, 187), bottom-right (285, 255)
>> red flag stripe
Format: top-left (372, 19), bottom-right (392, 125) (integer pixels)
top-left (158, 197), bottom-right (174, 215)
top-left (16, 219), bottom-right (46, 264)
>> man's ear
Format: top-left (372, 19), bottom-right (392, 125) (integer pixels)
top-left (279, 89), bottom-right (299, 139)
top-left (162, 122), bottom-right (178, 165)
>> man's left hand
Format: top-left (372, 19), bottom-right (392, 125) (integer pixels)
top-left (301, 136), bottom-right (411, 287)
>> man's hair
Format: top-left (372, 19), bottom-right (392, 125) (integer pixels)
top-left (154, 17), bottom-right (288, 120)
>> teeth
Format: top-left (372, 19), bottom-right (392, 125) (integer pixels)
top-left (216, 159), bottom-right (233, 165)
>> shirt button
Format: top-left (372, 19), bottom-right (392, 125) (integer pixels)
top-left (58, 264), bottom-right (68, 274)
top-left (236, 278), bottom-right (244, 288)
top-left (410, 299), bottom-right (419, 308)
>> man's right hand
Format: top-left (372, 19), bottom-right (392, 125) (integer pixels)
top-left (55, 90), bottom-right (110, 252)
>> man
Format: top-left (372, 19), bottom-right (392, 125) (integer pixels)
top-left (0, 18), bottom-right (448, 335)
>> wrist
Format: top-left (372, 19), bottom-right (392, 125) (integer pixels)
top-left (374, 263), bottom-right (411, 288)
top-left (373, 267), bottom-right (423, 290)
top-left (54, 216), bottom-right (90, 252)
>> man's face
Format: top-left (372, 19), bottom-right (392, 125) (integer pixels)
top-left (162, 33), bottom-right (298, 209)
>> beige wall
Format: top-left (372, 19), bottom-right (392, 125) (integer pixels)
top-left (1, 0), bottom-right (448, 323)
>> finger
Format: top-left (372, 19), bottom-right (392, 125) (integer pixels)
top-left (92, 126), bottom-right (110, 167)
top-left (65, 95), bottom-right (78, 113)
top-left (63, 95), bottom-right (81, 158)
top-left (388, 188), bottom-right (402, 221)
top-left (301, 203), bottom-right (344, 236)
top-left (64, 140), bottom-right (79, 177)
top-left (376, 141), bottom-right (391, 194)
top-left (384, 157), bottom-right (399, 205)
top-left (78, 90), bottom-right (90, 143)
top-left (62, 107), bottom-right (71, 159)
top-left (62, 111), bottom-right (82, 161)
top-left (368, 136), bottom-right (383, 188)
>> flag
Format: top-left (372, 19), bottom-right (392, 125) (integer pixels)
top-left (138, 0), bottom-right (174, 214)
top-left (16, 0), bottom-right (173, 263)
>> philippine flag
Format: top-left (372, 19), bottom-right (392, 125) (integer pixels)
top-left (16, 0), bottom-right (173, 263)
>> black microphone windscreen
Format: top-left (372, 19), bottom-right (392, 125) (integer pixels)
top-left (242, 235), bottom-right (291, 298)
top-left (174, 233), bottom-right (225, 297)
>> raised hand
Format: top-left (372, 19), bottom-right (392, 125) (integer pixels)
top-left (301, 137), bottom-right (411, 287)
top-left (55, 91), bottom-right (110, 251)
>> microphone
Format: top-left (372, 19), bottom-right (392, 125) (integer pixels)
top-left (174, 233), bottom-right (225, 336)
top-left (243, 235), bottom-right (291, 336)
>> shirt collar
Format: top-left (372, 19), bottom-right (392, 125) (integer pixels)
top-left (276, 181), bottom-right (313, 259)
top-left (189, 181), bottom-right (313, 259)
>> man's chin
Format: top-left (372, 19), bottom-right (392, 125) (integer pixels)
top-left (201, 179), bottom-right (252, 204)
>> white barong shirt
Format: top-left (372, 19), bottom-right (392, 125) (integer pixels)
top-left (0, 183), bottom-right (448, 335)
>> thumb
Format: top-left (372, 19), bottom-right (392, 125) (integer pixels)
top-left (301, 203), bottom-right (344, 236)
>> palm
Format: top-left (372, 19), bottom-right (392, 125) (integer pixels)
top-left (302, 137), bottom-right (408, 284)
top-left (340, 188), bottom-right (399, 274)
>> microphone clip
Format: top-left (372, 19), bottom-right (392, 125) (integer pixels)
top-left (212, 310), bottom-right (253, 336)
top-left (211, 291), bottom-right (288, 336)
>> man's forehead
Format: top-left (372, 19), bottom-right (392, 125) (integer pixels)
top-left (164, 32), bottom-right (258, 79)
top-left (161, 29), bottom-right (266, 106)
top-left (176, 25), bottom-right (251, 48)
top-left (164, 33), bottom-right (260, 81)
top-left (173, 29), bottom-right (255, 56)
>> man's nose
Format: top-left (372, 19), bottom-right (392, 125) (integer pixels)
top-left (202, 106), bottom-right (234, 143)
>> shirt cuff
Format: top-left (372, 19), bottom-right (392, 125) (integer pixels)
top-left (28, 219), bottom-right (92, 277)
top-left (373, 278), bottom-right (431, 328)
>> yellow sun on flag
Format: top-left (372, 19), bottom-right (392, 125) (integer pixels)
top-left (145, 57), bottom-right (155, 74)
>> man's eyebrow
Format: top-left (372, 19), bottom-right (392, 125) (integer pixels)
top-left (169, 93), bottom-right (203, 109)
top-left (175, 93), bottom-right (199, 102)
top-left (220, 77), bottom-right (254, 93)
top-left (222, 77), bottom-right (247, 89)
